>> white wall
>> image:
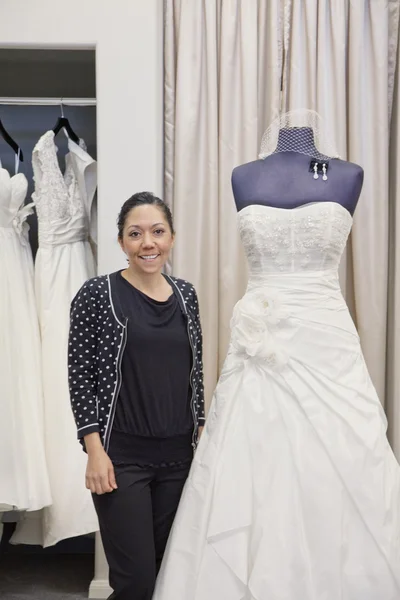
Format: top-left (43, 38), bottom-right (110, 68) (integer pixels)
top-left (0, 0), bottom-right (164, 274)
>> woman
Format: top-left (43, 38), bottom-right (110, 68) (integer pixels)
top-left (68, 191), bottom-right (205, 600)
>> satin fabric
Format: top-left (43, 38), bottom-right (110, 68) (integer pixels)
top-left (11, 132), bottom-right (98, 547)
top-left (153, 203), bottom-right (400, 600)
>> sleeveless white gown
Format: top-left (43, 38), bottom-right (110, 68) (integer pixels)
top-left (154, 202), bottom-right (400, 600)
top-left (0, 166), bottom-right (51, 515)
top-left (11, 132), bottom-right (99, 547)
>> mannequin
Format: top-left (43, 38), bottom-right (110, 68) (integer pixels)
top-left (232, 126), bottom-right (364, 216)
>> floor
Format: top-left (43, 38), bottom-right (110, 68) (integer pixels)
top-left (0, 553), bottom-right (93, 599)
top-left (0, 522), bottom-right (95, 599)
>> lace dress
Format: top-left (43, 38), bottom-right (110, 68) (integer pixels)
top-left (0, 165), bottom-right (51, 518)
top-left (11, 131), bottom-right (98, 547)
top-left (154, 202), bottom-right (400, 600)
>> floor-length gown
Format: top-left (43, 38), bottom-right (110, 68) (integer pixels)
top-left (0, 165), bottom-right (51, 516)
top-left (154, 202), bottom-right (400, 600)
top-left (11, 131), bottom-right (99, 547)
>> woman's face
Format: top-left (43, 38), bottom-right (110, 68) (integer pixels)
top-left (118, 204), bottom-right (174, 275)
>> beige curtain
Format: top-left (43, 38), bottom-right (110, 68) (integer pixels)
top-left (283, 0), bottom-right (395, 400)
top-left (388, 20), bottom-right (400, 458)
top-left (165, 1), bottom-right (400, 457)
top-left (283, 0), bottom-right (400, 456)
top-left (164, 0), bottom-right (282, 407)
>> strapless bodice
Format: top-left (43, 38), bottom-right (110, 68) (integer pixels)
top-left (238, 202), bottom-right (352, 281)
top-left (0, 168), bottom-right (29, 229)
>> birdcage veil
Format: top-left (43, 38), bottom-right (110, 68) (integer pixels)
top-left (259, 109), bottom-right (341, 162)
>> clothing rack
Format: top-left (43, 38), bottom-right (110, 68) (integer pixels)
top-left (0, 97), bottom-right (96, 106)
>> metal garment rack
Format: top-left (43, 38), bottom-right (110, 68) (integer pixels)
top-left (0, 97), bottom-right (96, 106)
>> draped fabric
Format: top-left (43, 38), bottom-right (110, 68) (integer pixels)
top-left (283, 0), bottom-right (400, 454)
top-left (283, 0), bottom-right (398, 402)
top-left (388, 21), bottom-right (400, 458)
top-left (164, 1), bottom-right (400, 456)
top-left (164, 0), bottom-right (282, 407)
top-left (154, 200), bottom-right (400, 600)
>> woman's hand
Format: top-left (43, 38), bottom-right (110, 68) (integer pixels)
top-left (84, 433), bottom-right (118, 495)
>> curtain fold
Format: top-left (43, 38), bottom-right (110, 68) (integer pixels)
top-left (284, 0), bottom-right (397, 406)
top-left (164, 0), bottom-right (282, 408)
top-left (165, 2), bottom-right (400, 456)
top-left (388, 23), bottom-right (400, 457)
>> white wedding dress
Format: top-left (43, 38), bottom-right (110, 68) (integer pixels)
top-left (11, 131), bottom-right (99, 547)
top-left (0, 164), bottom-right (51, 515)
top-left (154, 201), bottom-right (400, 600)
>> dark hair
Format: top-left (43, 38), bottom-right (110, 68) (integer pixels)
top-left (117, 191), bottom-right (175, 239)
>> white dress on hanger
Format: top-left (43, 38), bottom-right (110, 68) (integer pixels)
top-left (154, 202), bottom-right (400, 600)
top-left (11, 131), bottom-right (98, 547)
top-left (0, 159), bottom-right (51, 515)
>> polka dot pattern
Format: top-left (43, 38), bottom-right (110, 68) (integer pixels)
top-left (68, 273), bottom-right (205, 450)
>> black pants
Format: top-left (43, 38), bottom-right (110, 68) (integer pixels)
top-left (92, 461), bottom-right (191, 600)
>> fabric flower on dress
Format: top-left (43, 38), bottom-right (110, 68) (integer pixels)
top-left (230, 288), bottom-right (289, 369)
top-left (12, 202), bottom-right (35, 237)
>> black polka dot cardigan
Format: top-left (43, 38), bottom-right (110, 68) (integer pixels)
top-left (68, 271), bottom-right (205, 452)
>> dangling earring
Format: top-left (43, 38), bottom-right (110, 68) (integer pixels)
top-left (313, 163), bottom-right (319, 180)
top-left (322, 163), bottom-right (328, 181)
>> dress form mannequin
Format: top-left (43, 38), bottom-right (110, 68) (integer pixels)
top-left (232, 122), bottom-right (364, 216)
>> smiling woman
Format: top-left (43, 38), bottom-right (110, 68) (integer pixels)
top-left (117, 192), bottom-right (175, 283)
top-left (67, 191), bottom-right (205, 600)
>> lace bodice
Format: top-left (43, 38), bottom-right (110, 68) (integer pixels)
top-left (238, 202), bottom-right (352, 278)
top-left (0, 168), bottom-right (33, 235)
top-left (32, 131), bottom-right (97, 246)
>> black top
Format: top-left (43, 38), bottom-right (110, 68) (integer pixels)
top-left (69, 272), bottom-right (205, 452)
top-left (108, 272), bottom-right (193, 465)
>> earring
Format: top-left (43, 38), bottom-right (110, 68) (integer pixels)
top-left (313, 163), bottom-right (319, 180)
top-left (322, 163), bottom-right (328, 181)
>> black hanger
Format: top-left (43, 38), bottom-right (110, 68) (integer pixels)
top-left (0, 119), bottom-right (24, 162)
top-left (53, 116), bottom-right (80, 144)
top-left (52, 101), bottom-right (80, 144)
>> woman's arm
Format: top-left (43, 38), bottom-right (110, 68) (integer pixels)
top-left (192, 287), bottom-right (206, 432)
top-left (68, 281), bottom-right (117, 494)
top-left (84, 431), bottom-right (117, 494)
top-left (68, 282), bottom-right (100, 440)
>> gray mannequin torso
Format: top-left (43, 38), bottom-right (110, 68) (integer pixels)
top-left (232, 128), bottom-right (364, 215)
